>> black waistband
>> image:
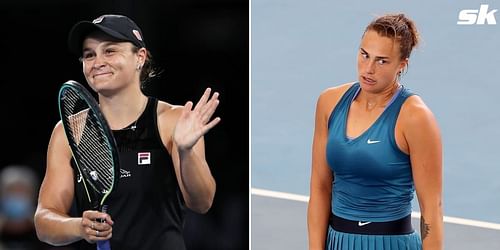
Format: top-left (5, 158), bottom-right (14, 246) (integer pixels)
top-left (329, 213), bottom-right (414, 235)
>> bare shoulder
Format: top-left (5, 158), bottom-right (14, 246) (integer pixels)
top-left (52, 120), bottom-right (64, 135)
top-left (400, 95), bottom-right (437, 124)
top-left (156, 100), bottom-right (184, 150)
top-left (316, 82), bottom-right (355, 119)
top-left (318, 82), bottom-right (354, 100)
top-left (399, 95), bottom-right (442, 146)
top-left (157, 100), bottom-right (185, 131)
top-left (44, 120), bottom-right (73, 178)
top-left (157, 100), bottom-right (183, 120)
top-left (49, 121), bottom-right (70, 150)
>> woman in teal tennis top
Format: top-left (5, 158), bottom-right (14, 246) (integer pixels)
top-left (308, 14), bottom-right (443, 250)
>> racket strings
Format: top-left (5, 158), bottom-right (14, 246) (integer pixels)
top-left (61, 89), bottom-right (114, 195)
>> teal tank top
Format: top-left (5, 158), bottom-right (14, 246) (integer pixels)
top-left (326, 82), bottom-right (415, 222)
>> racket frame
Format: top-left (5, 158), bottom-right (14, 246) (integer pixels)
top-left (58, 80), bottom-right (120, 210)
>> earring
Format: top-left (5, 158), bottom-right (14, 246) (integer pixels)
top-left (136, 64), bottom-right (142, 70)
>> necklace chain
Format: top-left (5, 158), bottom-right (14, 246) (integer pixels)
top-left (118, 97), bottom-right (147, 131)
top-left (364, 84), bottom-right (401, 110)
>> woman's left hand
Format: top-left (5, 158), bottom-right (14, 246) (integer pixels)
top-left (174, 88), bottom-right (221, 151)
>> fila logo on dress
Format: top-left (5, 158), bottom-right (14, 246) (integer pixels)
top-left (138, 152), bottom-right (151, 165)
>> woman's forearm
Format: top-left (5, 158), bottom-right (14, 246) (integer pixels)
top-left (178, 148), bottom-right (216, 213)
top-left (420, 207), bottom-right (443, 250)
top-left (34, 207), bottom-right (82, 246)
top-left (307, 188), bottom-right (331, 250)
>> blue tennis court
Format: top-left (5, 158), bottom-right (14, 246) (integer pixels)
top-left (251, 0), bottom-right (500, 248)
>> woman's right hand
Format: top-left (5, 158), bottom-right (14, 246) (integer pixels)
top-left (80, 210), bottom-right (114, 243)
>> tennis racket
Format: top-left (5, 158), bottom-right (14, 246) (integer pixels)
top-left (58, 80), bottom-right (119, 250)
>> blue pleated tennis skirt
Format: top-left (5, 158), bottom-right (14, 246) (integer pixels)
top-left (326, 226), bottom-right (422, 250)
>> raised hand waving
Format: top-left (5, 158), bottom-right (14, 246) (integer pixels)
top-left (173, 88), bottom-right (221, 151)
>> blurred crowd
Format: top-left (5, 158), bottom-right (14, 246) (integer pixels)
top-left (0, 165), bottom-right (75, 250)
top-left (0, 164), bottom-right (247, 250)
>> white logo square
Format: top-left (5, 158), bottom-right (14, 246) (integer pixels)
top-left (138, 152), bottom-right (151, 165)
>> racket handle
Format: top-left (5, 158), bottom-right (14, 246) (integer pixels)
top-left (96, 205), bottom-right (111, 250)
top-left (101, 204), bottom-right (109, 213)
top-left (97, 240), bottom-right (111, 250)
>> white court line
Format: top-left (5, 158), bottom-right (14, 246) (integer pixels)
top-left (251, 188), bottom-right (500, 231)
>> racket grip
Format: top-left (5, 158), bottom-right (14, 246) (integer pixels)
top-left (97, 240), bottom-right (111, 250)
top-left (96, 205), bottom-right (111, 250)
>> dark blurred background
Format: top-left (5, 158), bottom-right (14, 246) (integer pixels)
top-left (0, 0), bottom-right (248, 249)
